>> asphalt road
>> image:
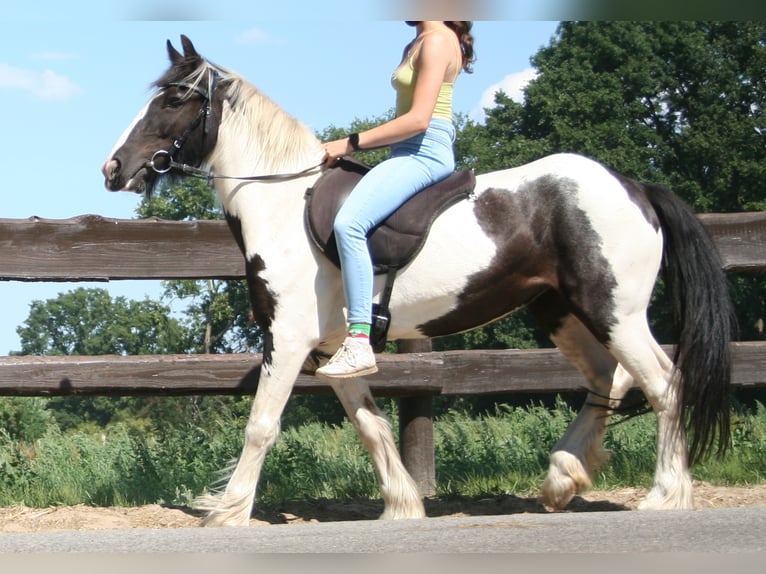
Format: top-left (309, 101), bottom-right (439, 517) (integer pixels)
top-left (0, 506), bottom-right (764, 553)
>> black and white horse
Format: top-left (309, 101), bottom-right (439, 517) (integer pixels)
top-left (102, 36), bottom-right (735, 526)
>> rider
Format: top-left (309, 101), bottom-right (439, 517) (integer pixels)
top-left (317, 21), bottom-right (475, 379)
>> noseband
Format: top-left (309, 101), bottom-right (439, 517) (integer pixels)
top-left (147, 71), bottom-right (324, 184)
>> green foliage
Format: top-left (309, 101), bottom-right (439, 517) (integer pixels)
top-left (521, 21), bottom-right (766, 213)
top-left (135, 178), bottom-right (222, 221)
top-left (137, 176), bottom-right (261, 354)
top-left (0, 398), bottom-right (54, 443)
top-left (13, 287), bottom-right (198, 431)
top-left (693, 401), bottom-right (766, 484)
top-left (160, 278), bottom-right (259, 354)
top-left (434, 399), bottom-right (574, 496)
top-left (260, 421), bottom-right (379, 501)
top-left (317, 112), bottom-right (395, 168)
top-left (596, 412), bottom-right (659, 487)
top-left (728, 272), bottom-right (766, 341)
top-left (2, 398), bottom-right (765, 507)
top-left (432, 311), bottom-right (548, 352)
top-left (16, 287), bottom-right (190, 357)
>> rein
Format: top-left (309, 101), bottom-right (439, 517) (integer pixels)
top-left (148, 149), bottom-right (326, 184)
top-left (147, 73), bottom-right (326, 184)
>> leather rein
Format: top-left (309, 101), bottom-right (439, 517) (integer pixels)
top-left (146, 72), bottom-right (325, 184)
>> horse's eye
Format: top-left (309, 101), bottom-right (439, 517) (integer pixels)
top-left (166, 97), bottom-right (184, 109)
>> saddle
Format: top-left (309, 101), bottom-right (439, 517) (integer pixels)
top-left (304, 157), bottom-right (475, 274)
top-left (304, 157), bottom-right (475, 351)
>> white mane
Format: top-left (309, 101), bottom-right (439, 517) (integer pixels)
top-left (208, 63), bottom-right (325, 175)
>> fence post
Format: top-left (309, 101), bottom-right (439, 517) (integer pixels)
top-left (397, 338), bottom-right (436, 496)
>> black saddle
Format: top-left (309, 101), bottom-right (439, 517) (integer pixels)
top-left (304, 157), bottom-right (475, 274)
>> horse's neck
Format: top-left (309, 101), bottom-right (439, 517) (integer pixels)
top-left (209, 96), bottom-right (324, 253)
top-left (211, 92), bottom-right (324, 179)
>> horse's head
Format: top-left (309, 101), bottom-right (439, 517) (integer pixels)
top-left (102, 35), bottom-right (224, 195)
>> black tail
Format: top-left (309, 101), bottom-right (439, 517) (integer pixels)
top-left (645, 183), bottom-right (737, 464)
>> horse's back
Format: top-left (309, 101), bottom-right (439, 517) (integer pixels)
top-left (475, 153), bottom-right (622, 197)
top-left (458, 152), bottom-right (661, 307)
top-left (474, 153), bottom-right (656, 236)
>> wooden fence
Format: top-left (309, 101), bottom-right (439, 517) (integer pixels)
top-left (1, 212), bottom-right (765, 493)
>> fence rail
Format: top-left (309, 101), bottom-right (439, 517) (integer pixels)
top-left (1, 211), bottom-right (765, 282)
top-left (2, 212), bottom-right (765, 493)
top-left (2, 342), bottom-right (765, 397)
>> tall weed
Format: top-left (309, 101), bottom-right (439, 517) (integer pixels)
top-left (1, 398), bottom-right (765, 507)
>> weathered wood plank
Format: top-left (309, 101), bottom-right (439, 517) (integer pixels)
top-left (1, 342), bottom-right (763, 397)
top-left (0, 215), bottom-right (244, 281)
top-left (0, 212), bottom-right (764, 281)
top-left (698, 212), bottom-right (766, 272)
top-left (0, 352), bottom-right (445, 396)
top-left (438, 342), bottom-right (766, 394)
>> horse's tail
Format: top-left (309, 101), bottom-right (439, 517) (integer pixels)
top-left (644, 183), bottom-right (737, 464)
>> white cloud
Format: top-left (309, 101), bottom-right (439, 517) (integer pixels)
top-left (471, 67), bottom-right (538, 122)
top-left (0, 63), bottom-right (82, 101)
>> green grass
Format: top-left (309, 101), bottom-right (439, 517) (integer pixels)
top-left (1, 398), bottom-right (765, 507)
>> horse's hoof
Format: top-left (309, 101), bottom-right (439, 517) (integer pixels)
top-left (194, 495), bottom-right (252, 527)
top-left (638, 482), bottom-right (694, 510)
top-left (379, 501), bottom-right (426, 520)
top-left (541, 473), bottom-right (577, 510)
top-left (541, 451), bottom-right (592, 510)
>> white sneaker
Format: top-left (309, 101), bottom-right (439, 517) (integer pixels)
top-left (315, 337), bottom-right (378, 379)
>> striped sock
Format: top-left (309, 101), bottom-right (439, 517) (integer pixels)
top-left (348, 323), bottom-right (371, 339)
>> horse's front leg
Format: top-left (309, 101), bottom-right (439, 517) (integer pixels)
top-left (330, 378), bottom-right (426, 520)
top-left (195, 340), bottom-right (309, 527)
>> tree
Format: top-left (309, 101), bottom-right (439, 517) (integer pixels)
top-left (317, 112), bottom-right (395, 167)
top-left (136, 178), bottom-right (261, 354)
top-left (522, 21), bottom-right (766, 212)
top-left (14, 287), bottom-right (194, 430)
top-left (16, 287), bottom-right (188, 356)
top-left (456, 22), bottom-right (766, 213)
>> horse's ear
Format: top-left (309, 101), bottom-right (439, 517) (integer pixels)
top-left (167, 39), bottom-right (184, 65)
top-left (180, 35), bottom-right (200, 59)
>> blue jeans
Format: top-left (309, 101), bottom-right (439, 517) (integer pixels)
top-left (333, 118), bottom-right (456, 324)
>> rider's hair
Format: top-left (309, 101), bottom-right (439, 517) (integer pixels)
top-left (444, 21), bottom-right (476, 74)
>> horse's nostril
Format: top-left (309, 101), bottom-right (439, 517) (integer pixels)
top-left (102, 158), bottom-right (124, 190)
top-left (108, 159), bottom-right (121, 178)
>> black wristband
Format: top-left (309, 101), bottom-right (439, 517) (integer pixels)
top-left (349, 133), bottom-right (362, 151)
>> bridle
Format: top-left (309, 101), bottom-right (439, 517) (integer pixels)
top-left (147, 70), bottom-right (325, 184)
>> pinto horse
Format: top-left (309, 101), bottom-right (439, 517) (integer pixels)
top-left (102, 36), bottom-right (735, 526)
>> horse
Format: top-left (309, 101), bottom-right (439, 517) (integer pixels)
top-left (101, 35), bottom-right (735, 526)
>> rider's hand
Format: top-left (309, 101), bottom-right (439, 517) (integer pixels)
top-left (323, 138), bottom-right (352, 165)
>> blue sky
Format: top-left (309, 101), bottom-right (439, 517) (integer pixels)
top-left (0, 2), bottom-right (560, 354)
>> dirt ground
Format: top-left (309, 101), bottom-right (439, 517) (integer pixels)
top-left (1, 482), bottom-right (765, 532)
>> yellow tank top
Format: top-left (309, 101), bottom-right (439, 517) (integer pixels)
top-left (391, 32), bottom-right (462, 122)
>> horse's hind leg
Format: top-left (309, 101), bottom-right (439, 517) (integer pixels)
top-left (330, 378), bottom-right (426, 519)
top-left (542, 363), bottom-right (636, 510)
top-left (529, 295), bottom-right (635, 510)
top-left (608, 318), bottom-right (693, 510)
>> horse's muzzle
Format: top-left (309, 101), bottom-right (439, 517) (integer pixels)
top-left (102, 157), bottom-right (151, 194)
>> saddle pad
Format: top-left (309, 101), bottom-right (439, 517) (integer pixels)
top-left (305, 157), bottom-right (475, 273)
